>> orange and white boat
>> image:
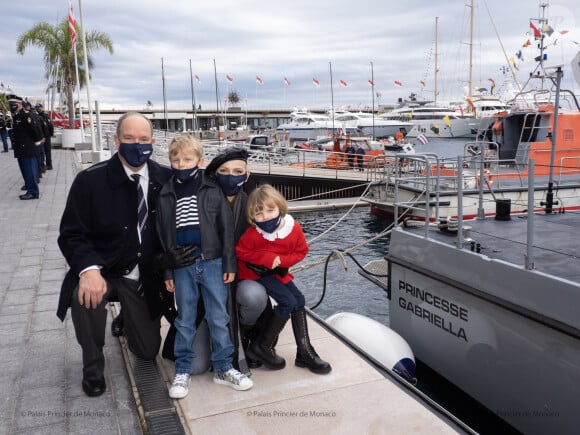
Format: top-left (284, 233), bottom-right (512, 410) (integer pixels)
top-left (363, 66), bottom-right (580, 221)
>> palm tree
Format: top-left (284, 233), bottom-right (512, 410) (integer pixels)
top-left (16, 18), bottom-right (113, 128)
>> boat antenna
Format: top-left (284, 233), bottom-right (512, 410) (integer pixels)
top-left (434, 17), bottom-right (439, 106)
top-left (543, 65), bottom-right (563, 214)
top-left (329, 61), bottom-right (336, 137)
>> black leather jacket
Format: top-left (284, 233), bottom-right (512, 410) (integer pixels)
top-left (156, 171), bottom-right (237, 280)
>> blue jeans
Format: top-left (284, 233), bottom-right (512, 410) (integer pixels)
top-left (257, 276), bottom-right (305, 317)
top-left (173, 257), bottom-right (233, 374)
top-left (1, 132), bottom-right (9, 151)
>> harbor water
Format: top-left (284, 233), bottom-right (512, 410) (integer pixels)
top-left (291, 137), bottom-right (519, 435)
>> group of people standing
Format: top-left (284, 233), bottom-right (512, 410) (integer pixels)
top-left (5, 94), bottom-right (54, 200)
top-left (345, 141), bottom-right (366, 171)
top-left (57, 112), bottom-right (331, 401)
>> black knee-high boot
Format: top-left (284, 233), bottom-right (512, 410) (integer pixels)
top-left (291, 309), bottom-right (332, 374)
top-left (246, 312), bottom-right (289, 370)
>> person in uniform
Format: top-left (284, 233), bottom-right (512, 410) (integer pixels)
top-left (7, 95), bottom-right (41, 199)
top-left (36, 103), bottom-right (54, 170)
top-left (0, 113), bottom-right (11, 153)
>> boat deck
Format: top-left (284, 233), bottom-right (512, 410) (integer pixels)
top-left (157, 316), bottom-right (467, 434)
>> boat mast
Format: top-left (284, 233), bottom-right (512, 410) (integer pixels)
top-left (161, 57), bottom-right (168, 135)
top-left (371, 61), bottom-right (375, 140)
top-left (434, 17), bottom-right (439, 106)
top-left (329, 61), bottom-right (335, 137)
top-left (468, 0), bottom-right (474, 100)
top-left (189, 59), bottom-right (197, 131)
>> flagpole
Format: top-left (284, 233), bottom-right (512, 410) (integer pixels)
top-left (72, 46), bottom-right (84, 140)
top-left (213, 59), bottom-right (220, 145)
top-left (371, 61), bottom-right (375, 140)
top-left (189, 59), bottom-right (197, 131)
top-left (161, 57), bottom-right (168, 135)
top-left (329, 62), bottom-right (335, 137)
top-left (77, 0), bottom-right (95, 150)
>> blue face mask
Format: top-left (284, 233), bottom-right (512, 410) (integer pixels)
top-left (255, 214), bottom-right (282, 234)
top-left (118, 143), bottom-right (153, 168)
top-left (172, 166), bottom-right (198, 183)
top-left (216, 173), bottom-right (247, 196)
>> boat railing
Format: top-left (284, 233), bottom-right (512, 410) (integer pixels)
top-left (558, 156), bottom-right (580, 183)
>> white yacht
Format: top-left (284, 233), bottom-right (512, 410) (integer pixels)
top-left (275, 109), bottom-right (357, 141)
top-left (332, 111), bottom-right (413, 139)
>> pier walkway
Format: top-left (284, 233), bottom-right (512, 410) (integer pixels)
top-left (0, 148), bottom-right (468, 434)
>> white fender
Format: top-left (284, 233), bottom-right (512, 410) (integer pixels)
top-left (326, 312), bottom-right (416, 383)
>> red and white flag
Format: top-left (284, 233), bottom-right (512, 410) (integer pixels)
top-left (256, 75), bottom-right (263, 85)
top-left (226, 74), bottom-right (234, 84)
top-left (420, 80), bottom-right (426, 87)
top-left (530, 21), bottom-right (542, 39)
top-left (195, 74), bottom-right (201, 83)
top-left (394, 80), bottom-right (403, 87)
top-left (313, 78), bottom-right (320, 87)
top-left (339, 79), bottom-right (348, 87)
top-left (417, 134), bottom-right (429, 145)
top-left (368, 79), bottom-right (375, 87)
top-left (68, 0), bottom-right (77, 46)
top-left (284, 77), bottom-right (291, 86)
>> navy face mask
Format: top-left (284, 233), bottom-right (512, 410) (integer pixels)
top-left (255, 214), bottom-right (282, 234)
top-left (118, 143), bottom-right (153, 168)
top-left (172, 166), bottom-right (199, 183)
top-left (216, 173), bottom-right (247, 196)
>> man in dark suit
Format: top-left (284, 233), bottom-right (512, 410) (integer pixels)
top-left (57, 112), bottom-right (172, 397)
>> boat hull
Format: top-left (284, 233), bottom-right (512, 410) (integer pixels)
top-left (388, 228), bottom-right (580, 434)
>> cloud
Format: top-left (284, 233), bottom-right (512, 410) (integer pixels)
top-left (1, 0), bottom-right (578, 111)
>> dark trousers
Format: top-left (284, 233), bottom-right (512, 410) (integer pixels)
top-left (71, 277), bottom-right (161, 380)
top-left (257, 276), bottom-right (305, 317)
top-left (43, 137), bottom-right (52, 167)
top-left (36, 144), bottom-right (44, 172)
top-left (17, 156), bottom-right (39, 197)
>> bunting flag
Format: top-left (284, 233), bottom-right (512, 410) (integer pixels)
top-left (542, 24), bottom-right (554, 37)
top-left (339, 79), bottom-right (348, 87)
top-left (195, 74), bottom-right (201, 83)
top-left (530, 21), bottom-right (542, 39)
top-left (466, 97), bottom-right (475, 110)
top-left (68, 0), bottom-right (77, 46)
top-left (559, 30), bottom-right (569, 35)
top-left (488, 77), bottom-right (496, 95)
top-left (394, 80), bottom-right (403, 87)
top-left (313, 78), bottom-right (320, 87)
top-left (226, 75), bottom-right (234, 83)
top-left (284, 77), bottom-right (291, 86)
top-left (522, 39), bottom-right (531, 48)
top-left (443, 115), bottom-right (451, 128)
top-left (368, 79), bottom-right (374, 87)
top-left (256, 75), bottom-right (263, 85)
top-left (417, 134), bottom-right (429, 145)
top-left (420, 80), bottom-right (426, 87)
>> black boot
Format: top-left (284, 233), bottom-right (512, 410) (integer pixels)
top-left (291, 309), bottom-right (331, 374)
top-left (240, 324), bottom-right (262, 369)
top-left (246, 313), bottom-right (289, 370)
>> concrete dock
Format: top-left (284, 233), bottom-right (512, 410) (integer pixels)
top-left (0, 148), bottom-right (469, 434)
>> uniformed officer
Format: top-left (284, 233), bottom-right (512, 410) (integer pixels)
top-left (8, 94), bottom-right (42, 200)
top-left (24, 101), bottom-right (45, 178)
top-left (36, 103), bottom-right (54, 170)
top-left (0, 113), bottom-right (10, 152)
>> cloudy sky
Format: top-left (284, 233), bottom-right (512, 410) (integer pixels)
top-left (1, 0), bottom-right (578, 112)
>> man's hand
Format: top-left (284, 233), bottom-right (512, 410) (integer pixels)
top-left (78, 269), bottom-right (107, 309)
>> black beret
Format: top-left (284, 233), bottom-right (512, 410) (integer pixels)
top-left (6, 94), bottom-right (23, 103)
top-left (205, 147), bottom-right (248, 177)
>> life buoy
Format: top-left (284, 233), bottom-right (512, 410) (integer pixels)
top-left (477, 169), bottom-right (493, 186)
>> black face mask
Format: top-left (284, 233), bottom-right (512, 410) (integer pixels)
top-left (118, 143), bottom-right (153, 168)
top-left (172, 166), bottom-right (199, 183)
top-left (255, 213), bottom-right (282, 233)
top-left (9, 104), bottom-right (19, 113)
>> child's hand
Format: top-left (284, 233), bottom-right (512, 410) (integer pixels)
top-left (223, 272), bottom-right (235, 284)
top-left (272, 256), bottom-right (281, 268)
top-left (165, 279), bottom-right (175, 293)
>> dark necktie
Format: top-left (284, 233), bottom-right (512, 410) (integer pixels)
top-left (131, 174), bottom-right (147, 234)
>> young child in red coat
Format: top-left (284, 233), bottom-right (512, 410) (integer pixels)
top-left (236, 184), bottom-right (331, 374)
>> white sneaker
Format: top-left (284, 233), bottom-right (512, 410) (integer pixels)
top-left (169, 373), bottom-right (191, 399)
top-left (213, 368), bottom-right (253, 391)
